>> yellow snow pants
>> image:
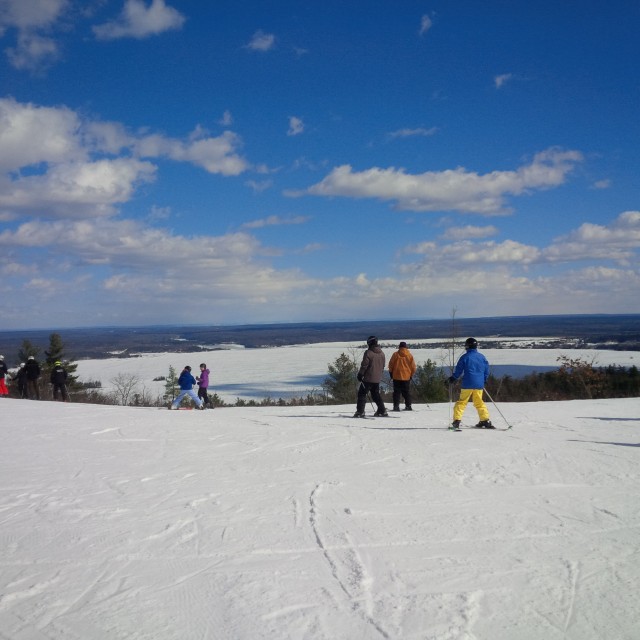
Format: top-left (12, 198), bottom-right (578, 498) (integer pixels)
top-left (453, 388), bottom-right (490, 422)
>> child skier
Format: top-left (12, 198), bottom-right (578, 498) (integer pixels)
top-left (448, 337), bottom-right (493, 429)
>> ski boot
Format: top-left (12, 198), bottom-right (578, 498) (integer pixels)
top-left (353, 411), bottom-right (366, 418)
top-left (449, 420), bottom-right (461, 431)
top-left (374, 409), bottom-right (389, 417)
top-left (475, 420), bottom-right (495, 429)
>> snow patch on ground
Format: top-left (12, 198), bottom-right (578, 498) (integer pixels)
top-left (1, 397), bottom-right (639, 639)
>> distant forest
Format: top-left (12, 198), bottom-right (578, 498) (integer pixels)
top-left (0, 314), bottom-right (639, 360)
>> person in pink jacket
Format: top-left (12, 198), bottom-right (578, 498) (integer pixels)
top-left (196, 363), bottom-right (211, 408)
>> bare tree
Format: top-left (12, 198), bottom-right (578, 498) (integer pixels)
top-left (110, 373), bottom-right (141, 406)
top-left (445, 306), bottom-right (460, 375)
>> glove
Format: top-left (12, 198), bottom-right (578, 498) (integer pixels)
top-left (357, 373), bottom-right (363, 382)
top-left (447, 376), bottom-right (456, 384)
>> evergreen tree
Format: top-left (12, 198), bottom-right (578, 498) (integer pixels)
top-left (413, 359), bottom-right (449, 403)
top-left (164, 366), bottom-right (180, 404)
top-left (44, 333), bottom-right (79, 391)
top-left (323, 352), bottom-right (358, 404)
top-left (18, 339), bottom-right (40, 364)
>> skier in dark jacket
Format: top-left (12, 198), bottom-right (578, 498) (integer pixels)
top-left (50, 361), bottom-right (69, 401)
top-left (24, 356), bottom-right (41, 400)
top-left (448, 337), bottom-right (492, 429)
top-left (354, 336), bottom-right (388, 418)
top-left (16, 363), bottom-right (27, 398)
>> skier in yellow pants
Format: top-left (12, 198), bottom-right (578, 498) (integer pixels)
top-left (448, 338), bottom-right (493, 429)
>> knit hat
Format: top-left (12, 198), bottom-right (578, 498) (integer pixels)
top-left (366, 336), bottom-right (378, 347)
top-left (399, 342), bottom-right (407, 348)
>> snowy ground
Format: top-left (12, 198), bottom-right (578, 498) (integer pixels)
top-left (1, 396), bottom-right (639, 639)
top-left (73, 340), bottom-right (640, 403)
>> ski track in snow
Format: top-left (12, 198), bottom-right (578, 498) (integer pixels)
top-left (0, 395), bottom-right (639, 639)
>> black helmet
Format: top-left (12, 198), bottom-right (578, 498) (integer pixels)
top-left (465, 337), bottom-right (478, 350)
top-left (366, 335), bottom-right (378, 347)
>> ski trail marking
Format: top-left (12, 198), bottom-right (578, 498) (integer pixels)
top-left (563, 560), bottom-right (580, 632)
top-left (308, 483), bottom-right (390, 639)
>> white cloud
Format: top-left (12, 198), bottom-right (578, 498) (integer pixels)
top-left (245, 29), bottom-right (275, 52)
top-left (6, 31), bottom-right (60, 70)
top-left (0, 99), bottom-right (249, 218)
top-left (0, 0), bottom-right (69, 30)
top-left (419, 15), bottom-right (432, 36)
top-left (287, 116), bottom-right (304, 137)
top-left (245, 179), bottom-right (273, 193)
top-left (0, 158), bottom-right (157, 218)
top-left (0, 0), bottom-right (69, 70)
top-left (494, 73), bottom-right (513, 89)
top-left (0, 98), bottom-right (85, 171)
top-left (591, 179), bottom-right (611, 189)
top-left (295, 148), bottom-right (583, 215)
top-left (241, 215), bottom-right (310, 230)
top-left (219, 110), bottom-right (233, 127)
top-left (442, 225), bottom-right (499, 240)
top-left (387, 127), bottom-right (438, 139)
top-left (544, 211), bottom-right (640, 266)
top-left (93, 0), bottom-right (185, 40)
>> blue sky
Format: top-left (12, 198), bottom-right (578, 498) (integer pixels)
top-left (0, 0), bottom-right (638, 330)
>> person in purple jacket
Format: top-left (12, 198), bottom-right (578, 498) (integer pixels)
top-left (448, 337), bottom-right (493, 429)
top-left (196, 363), bottom-right (211, 408)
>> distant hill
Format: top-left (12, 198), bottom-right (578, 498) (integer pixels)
top-left (0, 315), bottom-right (638, 361)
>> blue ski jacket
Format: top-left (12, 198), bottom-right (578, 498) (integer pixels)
top-left (178, 370), bottom-right (197, 390)
top-left (452, 348), bottom-right (489, 389)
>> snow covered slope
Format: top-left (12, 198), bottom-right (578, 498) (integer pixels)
top-left (1, 398), bottom-right (639, 639)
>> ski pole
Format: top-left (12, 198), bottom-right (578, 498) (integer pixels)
top-left (483, 387), bottom-right (513, 430)
top-left (365, 388), bottom-right (376, 411)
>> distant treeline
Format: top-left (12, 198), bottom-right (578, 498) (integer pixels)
top-left (1, 314), bottom-right (639, 359)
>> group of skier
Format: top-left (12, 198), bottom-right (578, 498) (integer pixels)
top-left (0, 355), bottom-right (69, 401)
top-left (1, 338), bottom-right (493, 426)
top-left (171, 363), bottom-right (211, 410)
top-left (353, 336), bottom-right (493, 429)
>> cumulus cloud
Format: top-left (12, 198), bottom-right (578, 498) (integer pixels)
top-left (294, 148), bottom-right (583, 215)
top-left (0, 98), bottom-right (84, 170)
top-left (287, 116), bottom-right (304, 136)
top-left (0, 0), bottom-right (69, 69)
top-left (0, 158), bottom-right (156, 218)
top-left (93, 0), bottom-right (186, 40)
top-left (544, 211), bottom-right (640, 266)
top-left (0, 98), bottom-right (249, 218)
top-left (0, 217), bottom-right (318, 320)
top-left (245, 29), bottom-right (275, 52)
